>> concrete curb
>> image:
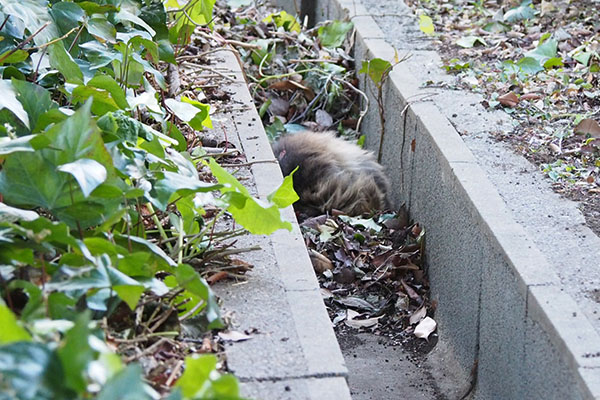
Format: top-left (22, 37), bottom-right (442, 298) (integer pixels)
top-left (274, 0), bottom-right (600, 398)
top-left (207, 50), bottom-right (351, 399)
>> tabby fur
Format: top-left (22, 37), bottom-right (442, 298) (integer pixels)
top-left (272, 131), bottom-right (390, 216)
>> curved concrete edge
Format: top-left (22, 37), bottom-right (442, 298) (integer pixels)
top-left (208, 49), bottom-right (351, 399)
top-left (273, 0), bottom-right (600, 398)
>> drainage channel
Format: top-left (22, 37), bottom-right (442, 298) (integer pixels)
top-left (200, 3), bottom-right (466, 398)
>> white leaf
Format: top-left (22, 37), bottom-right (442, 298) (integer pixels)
top-left (414, 316), bottom-right (437, 340)
top-left (218, 330), bottom-right (252, 342)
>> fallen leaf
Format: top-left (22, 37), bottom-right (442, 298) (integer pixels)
top-left (207, 271), bottom-right (229, 284)
top-left (409, 306), bottom-right (427, 325)
top-left (419, 15), bottom-right (435, 36)
top-left (498, 92), bottom-right (519, 107)
top-left (320, 288), bottom-right (333, 299)
top-left (268, 96), bottom-right (289, 116)
top-left (268, 80), bottom-right (300, 91)
top-left (401, 280), bottom-right (421, 302)
top-left (308, 249), bottom-right (334, 274)
top-left (345, 309), bottom-right (382, 328)
top-left (414, 317), bottom-right (437, 340)
top-left (520, 93), bottom-right (542, 101)
top-left (574, 119), bottom-right (600, 138)
top-left (456, 35), bottom-right (487, 48)
top-left (337, 296), bottom-right (377, 313)
top-left (315, 109), bottom-right (333, 128)
top-left (540, 0), bottom-right (556, 16)
top-left (218, 330), bottom-right (252, 342)
top-left (395, 293), bottom-right (410, 311)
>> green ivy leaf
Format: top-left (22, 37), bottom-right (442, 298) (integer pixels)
top-left (0, 101), bottom-right (117, 228)
top-left (115, 10), bottom-right (156, 37)
top-left (86, 17), bottom-right (117, 43)
top-left (57, 312), bottom-right (93, 393)
top-left (165, 97), bottom-right (212, 130)
top-left (317, 21), bottom-right (353, 48)
top-left (503, 0), bottom-right (535, 22)
top-left (263, 11), bottom-right (300, 32)
top-left (0, 135), bottom-right (37, 155)
top-left (267, 166), bottom-right (299, 208)
top-left (525, 38), bottom-right (559, 66)
top-left (96, 364), bottom-right (153, 400)
top-left (0, 79), bottom-right (30, 129)
top-left (418, 15), bottom-right (434, 36)
top-left (175, 354), bottom-right (217, 397)
top-left (0, 49), bottom-right (29, 64)
top-left (57, 158), bottom-right (107, 198)
top-left (48, 42), bottom-right (83, 84)
top-left (517, 56), bottom-right (543, 74)
top-left (88, 74), bottom-right (129, 110)
top-left (0, 202), bottom-right (39, 222)
top-left (12, 78), bottom-right (57, 133)
top-left (80, 41), bottom-right (121, 70)
top-left (543, 57), bottom-right (564, 69)
top-left (113, 285), bottom-right (145, 310)
top-left (0, 304), bottom-right (32, 344)
top-left (208, 158), bottom-right (293, 234)
top-left (175, 264), bottom-right (222, 328)
top-left (49, 2), bottom-right (85, 36)
top-left (359, 58), bottom-right (392, 86)
top-left (72, 85), bottom-right (120, 115)
top-left (456, 35), bottom-right (487, 48)
top-left (0, 342), bottom-right (72, 400)
top-left (148, 171), bottom-right (221, 211)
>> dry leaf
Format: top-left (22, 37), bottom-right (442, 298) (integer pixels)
top-left (345, 308), bottom-right (382, 328)
top-left (520, 93), bottom-right (542, 101)
top-left (308, 249), bottom-right (334, 274)
top-left (207, 271), bottom-right (229, 284)
top-left (411, 224), bottom-right (422, 236)
top-left (320, 288), bottom-right (333, 299)
top-left (414, 317), bottom-right (437, 340)
top-left (540, 0), bottom-right (556, 16)
top-left (498, 92), bottom-right (519, 107)
top-left (574, 119), bottom-right (600, 138)
top-left (268, 80), bottom-right (298, 91)
top-left (268, 96), bottom-right (289, 116)
top-left (409, 306), bottom-right (427, 325)
top-left (315, 109), bottom-right (333, 128)
top-left (218, 330), bottom-right (252, 342)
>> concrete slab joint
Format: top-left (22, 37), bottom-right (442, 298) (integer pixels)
top-left (273, 0), bottom-right (600, 399)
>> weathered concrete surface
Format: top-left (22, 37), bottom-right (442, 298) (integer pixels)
top-left (275, 0), bottom-right (600, 398)
top-left (208, 49), bottom-right (351, 399)
top-left (339, 333), bottom-right (440, 400)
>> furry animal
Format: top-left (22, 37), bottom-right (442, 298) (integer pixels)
top-left (272, 131), bottom-right (390, 216)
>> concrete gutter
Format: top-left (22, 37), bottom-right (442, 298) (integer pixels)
top-left (206, 49), bottom-right (351, 399)
top-left (275, 0), bottom-right (600, 398)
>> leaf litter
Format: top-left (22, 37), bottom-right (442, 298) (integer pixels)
top-left (405, 0), bottom-right (600, 234)
top-left (301, 209), bottom-right (438, 350)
